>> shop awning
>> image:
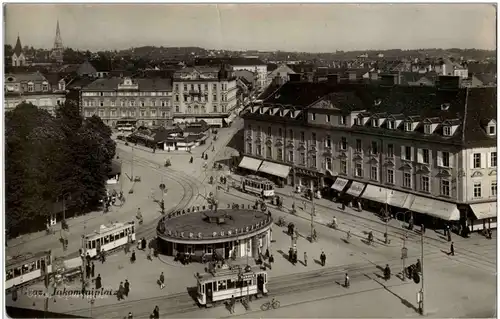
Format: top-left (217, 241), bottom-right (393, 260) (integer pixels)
top-left (387, 191), bottom-right (414, 209)
top-left (224, 113), bottom-right (237, 124)
top-left (331, 177), bottom-right (349, 192)
top-left (470, 202), bottom-right (497, 220)
top-left (258, 161), bottom-right (291, 179)
top-left (203, 118), bottom-right (223, 126)
top-left (346, 181), bottom-right (366, 197)
top-left (361, 185), bottom-right (389, 204)
top-left (238, 157), bottom-right (263, 172)
top-left (410, 196), bottom-right (460, 221)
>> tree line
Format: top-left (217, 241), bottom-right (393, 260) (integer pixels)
top-left (5, 102), bottom-right (116, 237)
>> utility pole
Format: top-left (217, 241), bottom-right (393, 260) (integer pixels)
top-left (292, 164), bottom-right (296, 213)
top-left (402, 235), bottom-right (407, 281)
top-left (81, 235), bottom-right (87, 295)
top-left (310, 185), bottom-right (315, 242)
top-left (385, 203), bottom-right (389, 244)
top-left (131, 146), bottom-right (134, 180)
top-left (419, 230), bottom-right (425, 315)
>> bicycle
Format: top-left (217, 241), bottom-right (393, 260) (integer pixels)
top-left (261, 298), bottom-right (280, 311)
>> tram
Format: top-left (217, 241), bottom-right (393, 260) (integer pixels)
top-left (5, 250), bottom-right (52, 291)
top-left (241, 175), bottom-right (275, 198)
top-left (83, 221), bottom-right (136, 258)
top-left (195, 264), bottom-right (268, 307)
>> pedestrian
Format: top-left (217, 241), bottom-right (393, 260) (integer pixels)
top-left (447, 226), bottom-right (452, 242)
top-left (86, 264), bottom-right (91, 279)
top-left (95, 274), bottom-right (102, 290)
top-left (345, 273), bottom-right (350, 288)
top-left (153, 306), bottom-right (160, 319)
top-left (320, 251), bottom-right (326, 267)
top-left (231, 295), bottom-right (235, 313)
top-left (91, 262), bottom-right (95, 278)
top-left (131, 250), bottom-right (136, 263)
top-left (124, 279), bottom-right (130, 297)
top-left (86, 253), bottom-right (91, 265)
top-left (304, 252), bottom-right (308, 266)
top-left (159, 272), bottom-right (165, 289)
top-left (450, 242), bottom-right (455, 256)
top-left (421, 223), bottom-right (425, 234)
top-left (303, 200), bottom-right (307, 211)
top-left (118, 282), bottom-right (124, 301)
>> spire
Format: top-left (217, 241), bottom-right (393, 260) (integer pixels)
top-left (14, 34), bottom-right (23, 56)
top-left (51, 20), bottom-right (64, 63)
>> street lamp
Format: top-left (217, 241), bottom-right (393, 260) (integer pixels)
top-left (59, 192), bottom-right (71, 223)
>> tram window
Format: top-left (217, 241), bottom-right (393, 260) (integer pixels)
top-left (227, 279), bottom-right (236, 289)
top-left (6, 270), bottom-right (13, 280)
top-left (104, 236), bottom-right (109, 244)
top-left (115, 233), bottom-right (120, 241)
top-left (22, 264), bottom-right (29, 274)
top-left (212, 281), bottom-right (217, 292)
top-left (92, 240), bottom-right (96, 249)
top-left (120, 230), bottom-right (125, 238)
top-left (36, 260), bottom-right (40, 269)
top-left (217, 280), bottom-right (227, 291)
top-left (110, 234), bottom-right (115, 242)
top-left (131, 226), bottom-right (135, 233)
top-left (45, 256), bottom-right (51, 266)
top-left (14, 267), bottom-right (21, 277)
top-left (30, 262), bottom-right (36, 272)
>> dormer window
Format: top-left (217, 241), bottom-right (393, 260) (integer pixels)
top-left (259, 108), bottom-right (264, 114)
top-left (354, 118), bottom-right (360, 125)
top-left (404, 122), bottom-right (412, 132)
top-left (311, 113), bottom-right (316, 121)
top-left (340, 115), bottom-right (346, 125)
top-left (42, 84), bottom-right (48, 92)
top-left (371, 119), bottom-right (379, 127)
top-left (443, 126), bottom-right (452, 136)
top-left (488, 125), bottom-right (496, 135)
top-left (424, 124), bottom-right (432, 134)
top-left (388, 120), bottom-right (395, 130)
top-left (27, 83), bottom-right (34, 92)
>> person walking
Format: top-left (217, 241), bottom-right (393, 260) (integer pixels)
top-left (303, 252), bottom-right (308, 266)
top-left (320, 251), bottom-right (326, 267)
top-left (118, 282), bottom-right (124, 301)
top-left (86, 263), bottom-right (91, 279)
top-left (91, 262), bottom-right (95, 278)
top-left (124, 279), bottom-right (130, 297)
top-left (95, 274), bottom-right (102, 290)
top-left (344, 273), bottom-right (350, 288)
top-left (450, 242), bottom-right (455, 256)
top-left (152, 306), bottom-right (160, 319)
top-left (230, 295), bottom-right (236, 314)
top-left (159, 272), bottom-right (165, 289)
top-left (130, 250), bottom-right (136, 263)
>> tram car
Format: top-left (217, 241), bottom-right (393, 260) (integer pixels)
top-left (195, 264), bottom-right (268, 307)
top-left (241, 175), bottom-right (275, 198)
top-left (83, 221), bottom-right (136, 258)
top-left (5, 250), bottom-right (52, 292)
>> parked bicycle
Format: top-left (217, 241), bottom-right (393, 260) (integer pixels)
top-left (261, 298), bottom-right (280, 311)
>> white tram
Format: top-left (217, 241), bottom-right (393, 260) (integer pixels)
top-left (5, 250), bottom-right (52, 291)
top-left (241, 175), bottom-right (275, 198)
top-left (195, 264), bottom-right (268, 307)
top-left (83, 221), bottom-right (136, 258)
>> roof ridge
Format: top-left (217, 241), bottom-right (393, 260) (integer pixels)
top-left (461, 87), bottom-right (469, 143)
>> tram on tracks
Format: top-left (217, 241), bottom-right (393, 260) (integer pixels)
top-left (83, 221), bottom-right (136, 258)
top-left (5, 250), bottom-right (52, 292)
top-left (195, 264), bottom-right (268, 307)
top-left (241, 175), bottom-right (275, 198)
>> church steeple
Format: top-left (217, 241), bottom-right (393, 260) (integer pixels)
top-left (14, 34), bottom-right (23, 57)
top-left (51, 19), bottom-right (64, 64)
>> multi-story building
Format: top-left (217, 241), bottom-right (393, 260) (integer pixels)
top-left (241, 79), bottom-right (496, 231)
top-left (80, 77), bottom-right (173, 127)
top-left (4, 72), bottom-right (66, 115)
top-left (171, 66), bottom-right (237, 127)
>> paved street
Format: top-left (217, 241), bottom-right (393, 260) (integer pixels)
top-left (6, 117), bottom-right (497, 318)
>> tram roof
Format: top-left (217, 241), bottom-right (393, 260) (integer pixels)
top-left (84, 221), bottom-right (135, 239)
top-left (6, 250), bottom-right (51, 268)
top-left (242, 175), bottom-right (273, 183)
top-left (196, 265), bottom-right (264, 283)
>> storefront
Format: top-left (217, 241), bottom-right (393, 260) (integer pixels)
top-left (330, 177), bottom-right (349, 200)
top-left (408, 195), bottom-right (460, 222)
top-left (468, 202), bottom-right (497, 231)
top-left (360, 184), bottom-right (390, 214)
top-left (238, 157), bottom-right (263, 173)
top-left (345, 181), bottom-right (366, 210)
top-left (257, 161), bottom-right (291, 187)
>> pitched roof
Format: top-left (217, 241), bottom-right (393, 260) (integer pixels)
top-left (5, 72), bottom-right (47, 82)
top-left (83, 77), bottom-right (172, 91)
top-left (77, 60), bottom-right (98, 76)
top-left (13, 36), bottom-right (23, 56)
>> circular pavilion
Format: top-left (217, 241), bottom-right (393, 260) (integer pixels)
top-left (156, 208), bottom-right (273, 261)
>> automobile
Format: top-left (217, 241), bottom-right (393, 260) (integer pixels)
top-left (117, 135), bottom-right (125, 141)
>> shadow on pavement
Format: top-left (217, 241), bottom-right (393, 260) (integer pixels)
top-left (186, 286), bottom-right (200, 306)
top-left (364, 274), bottom-right (420, 313)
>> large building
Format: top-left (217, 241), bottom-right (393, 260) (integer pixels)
top-left (240, 78), bottom-right (497, 232)
top-left (172, 66), bottom-right (238, 127)
top-left (80, 77), bottom-right (173, 127)
top-left (4, 72), bottom-right (67, 115)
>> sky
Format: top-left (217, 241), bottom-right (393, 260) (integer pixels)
top-left (4, 3), bottom-right (497, 52)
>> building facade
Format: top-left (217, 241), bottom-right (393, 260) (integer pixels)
top-left (80, 77), bottom-right (173, 127)
top-left (241, 81), bottom-right (496, 231)
top-left (172, 66), bottom-right (238, 127)
top-left (4, 72), bottom-right (66, 115)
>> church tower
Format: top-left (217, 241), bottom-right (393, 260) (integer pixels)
top-left (11, 34), bottom-right (26, 67)
top-left (50, 20), bottom-right (64, 64)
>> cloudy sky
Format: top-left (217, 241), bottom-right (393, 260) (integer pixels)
top-left (4, 3), bottom-right (496, 52)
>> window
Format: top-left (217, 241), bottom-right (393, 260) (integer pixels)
top-left (326, 158), bottom-right (332, 170)
top-left (266, 146), bottom-right (272, 159)
top-left (370, 166), bottom-right (378, 181)
top-left (213, 84), bottom-right (217, 90)
top-left (422, 149), bottom-right (430, 164)
top-left (404, 122), bottom-right (412, 131)
top-left (473, 153), bottom-right (481, 168)
top-left (355, 163), bottom-right (363, 177)
top-left (213, 94), bottom-right (217, 101)
top-left (310, 155), bottom-right (317, 168)
top-left (111, 101), bottom-right (115, 107)
top-left (371, 119), bottom-right (378, 127)
top-left (28, 83), bottom-right (34, 92)
top-left (403, 146), bottom-right (412, 161)
top-left (424, 124), bottom-right (431, 134)
top-left (175, 95), bottom-right (179, 102)
top-left (421, 176), bottom-right (430, 192)
top-left (256, 145), bottom-right (262, 156)
top-left (371, 141), bottom-right (378, 155)
top-left (300, 131), bottom-right (305, 142)
top-left (326, 135), bottom-right (332, 148)
top-left (213, 105), bottom-right (218, 113)
top-left (183, 84), bottom-right (187, 91)
top-left (247, 143), bottom-right (252, 154)
top-left (442, 152), bottom-right (450, 167)
top-left (387, 144), bottom-right (394, 158)
top-left (488, 125), bottom-right (496, 135)
top-left (278, 128), bottom-right (283, 138)
top-left (491, 182), bottom-right (497, 196)
top-left (326, 115), bottom-right (331, 122)
top-left (441, 180), bottom-right (450, 196)
top-left (403, 172), bottom-right (412, 188)
top-left (354, 117), bottom-right (360, 125)
top-left (443, 126), bottom-right (452, 136)
top-left (288, 150), bottom-right (294, 163)
top-left (130, 100), bottom-right (135, 107)
top-left (355, 139), bottom-right (362, 152)
top-left (386, 169), bottom-right (394, 184)
top-left (340, 137), bottom-right (347, 150)
top-left (473, 183), bottom-right (482, 198)
top-left (311, 132), bottom-right (317, 145)
top-left (388, 120), bottom-right (395, 130)
top-left (204, 84), bottom-right (208, 90)
top-left (267, 127), bottom-right (272, 136)
top-left (140, 101), bottom-right (145, 107)
top-left (175, 84), bottom-right (179, 91)
top-left (300, 152), bottom-right (306, 165)
top-left (288, 130), bottom-right (293, 140)
top-left (311, 113), bottom-right (316, 121)
top-left (340, 160), bottom-right (347, 174)
top-left (340, 115), bottom-right (346, 125)
top-left (491, 152), bottom-right (497, 167)
top-left (42, 84), bottom-right (48, 92)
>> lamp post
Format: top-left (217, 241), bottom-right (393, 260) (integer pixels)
top-left (310, 185), bottom-right (315, 242)
top-left (159, 179), bottom-right (166, 214)
top-left (59, 192), bottom-right (71, 223)
top-left (131, 146), bottom-right (134, 180)
top-left (419, 229), bottom-right (425, 315)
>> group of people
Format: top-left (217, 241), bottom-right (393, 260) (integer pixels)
top-left (116, 280), bottom-right (130, 300)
